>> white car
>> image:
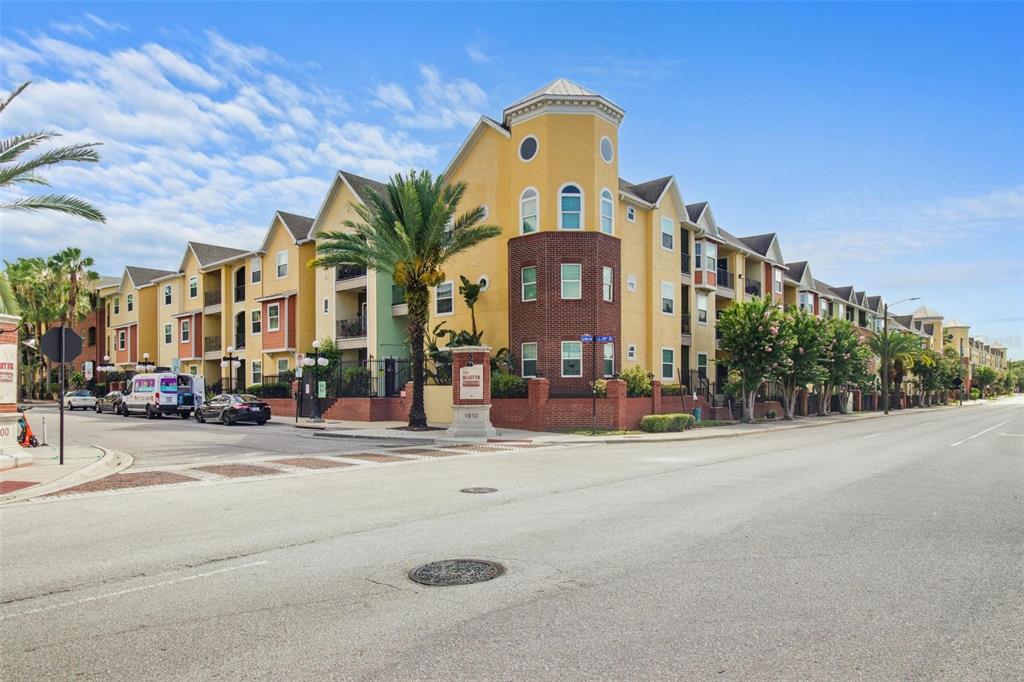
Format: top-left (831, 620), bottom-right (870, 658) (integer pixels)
top-left (64, 390), bottom-right (98, 411)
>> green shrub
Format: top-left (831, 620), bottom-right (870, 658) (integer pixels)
top-left (693, 419), bottom-right (737, 428)
top-left (638, 413), bottom-right (695, 433)
top-left (620, 365), bottom-right (652, 397)
top-left (969, 388), bottom-right (981, 400)
top-left (340, 366), bottom-right (371, 396)
top-left (591, 379), bottom-right (607, 397)
top-left (250, 383), bottom-right (291, 398)
top-left (491, 373), bottom-right (527, 398)
top-left (766, 409), bottom-right (777, 420)
top-left (660, 383), bottom-right (682, 396)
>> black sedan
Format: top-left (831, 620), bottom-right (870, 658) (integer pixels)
top-left (195, 394), bottom-right (271, 425)
top-left (95, 391), bottom-right (124, 414)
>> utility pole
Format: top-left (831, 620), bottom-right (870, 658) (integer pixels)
top-left (959, 338), bottom-right (964, 406)
top-left (882, 303), bottom-right (890, 414)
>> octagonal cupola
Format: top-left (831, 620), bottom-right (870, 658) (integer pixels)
top-left (502, 78), bottom-right (625, 127)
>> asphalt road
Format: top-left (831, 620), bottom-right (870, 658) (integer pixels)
top-left (2, 399), bottom-right (1022, 680)
top-left (22, 404), bottom-right (423, 466)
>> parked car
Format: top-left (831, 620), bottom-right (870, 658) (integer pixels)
top-left (121, 373), bottom-right (205, 419)
top-left (64, 390), bottom-right (97, 411)
top-left (195, 394), bottom-right (271, 425)
top-left (95, 391), bottom-right (124, 414)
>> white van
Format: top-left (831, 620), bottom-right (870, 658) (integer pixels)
top-left (121, 373), bottom-right (205, 419)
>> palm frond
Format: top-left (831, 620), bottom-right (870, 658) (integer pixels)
top-left (0, 143), bottom-right (102, 187)
top-left (0, 131), bottom-right (57, 164)
top-left (0, 82), bottom-right (29, 115)
top-left (0, 194), bottom-right (106, 222)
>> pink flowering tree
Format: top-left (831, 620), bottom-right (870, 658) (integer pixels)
top-left (717, 296), bottom-right (794, 422)
top-left (818, 318), bottom-right (872, 414)
top-left (774, 308), bottom-right (827, 420)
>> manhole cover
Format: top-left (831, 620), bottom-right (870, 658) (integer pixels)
top-left (460, 487), bottom-right (497, 494)
top-left (408, 559), bottom-right (505, 586)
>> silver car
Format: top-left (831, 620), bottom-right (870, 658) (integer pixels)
top-left (64, 390), bottom-right (98, 411)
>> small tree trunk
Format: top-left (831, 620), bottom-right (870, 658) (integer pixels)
top-left (405, 289), bottom-right (429, 429)
top-left (783, 387), bottom-right (797, 420)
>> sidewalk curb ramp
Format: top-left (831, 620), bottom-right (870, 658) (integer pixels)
top-left (0, 446), bottom-right (134, 505)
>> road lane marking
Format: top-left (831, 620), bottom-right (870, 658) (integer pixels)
top-left (997, 433), bottom-right (1024, 438)
top-left (950, 420), bottom-right (1011, 448)
top-left (862, 432), bottom-right (885, 440)
top-left (1, 561), bottom-right (268, 620)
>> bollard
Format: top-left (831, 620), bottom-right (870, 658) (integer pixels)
top-left (693, 406), bottom-right (702, 423)
top-left (41, 415), bottom-right (48, 446)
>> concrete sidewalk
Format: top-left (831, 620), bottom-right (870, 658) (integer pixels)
top-left (0, 444), bottom-right (132, 504)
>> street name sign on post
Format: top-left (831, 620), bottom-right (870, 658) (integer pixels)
top-left (596, 335), bottom-right (614, 343)
top-left (579, 333), bottom-right (614, 435)
top-left (580, 334), bottom-right (594, 343)
top-left (39, 326), bottom-right (83, 466)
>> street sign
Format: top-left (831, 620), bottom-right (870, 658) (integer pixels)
top-left (317, 381), bottom-right (327, 398)
top-left (596, 335), bottom-right (614, 343)
top-left (580, 334), bottom-right (594, 343)
top-left (40, 327), bottom-right (83, 363)
top-left (84, 361), bottom-right (93, 381)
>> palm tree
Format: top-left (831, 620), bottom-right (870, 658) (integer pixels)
top-left (314, 171), bottom-right (501, 428)
top-left (5, 258), bottom-right (59, 397)
top-left (458, 274), bottom-right (482, 339)
top-left (1, 82), bottom-right (105, 221)
top-left (0, 272), bottom-right (18, 315)
top-left (868, 329), bottom-right (930, 396)
top-left (49, 247), bottom-right (99, 324)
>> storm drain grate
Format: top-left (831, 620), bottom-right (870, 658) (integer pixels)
top-left (408, 559), bottom-right (505, 586)
top-left (460, 487), bottom-right (497, 494)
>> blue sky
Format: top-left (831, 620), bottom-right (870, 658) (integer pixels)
top-left (2, 2), bottom-right (1021, 357)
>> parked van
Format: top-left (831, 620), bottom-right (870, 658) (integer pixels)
top-left (121, 373), bottom-right (205, 419)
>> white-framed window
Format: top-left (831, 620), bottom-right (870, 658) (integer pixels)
top-left (600, 189), bottom-right (614, 235)
top-left (661, 348), bottom-right (675, 381)
top-left (560, 263), bottom-right (582, 300)
top-left (521, 342), bottom-right (538, 378)
top-left (189, 276), bottom-right (198, 299)
top-left (322, 298), bottom-right (329, 315)
top-left (276, 250), bottom-right (288, 278)
top-left (602, 266), bottom-right (613, 302)
top-left (695, 242), bottom-right (702, 270)
top-left (774, 268), bottom-right (783, 294)
top-left (697, 352), bottom-right (708, 377)
top-left (251, 310), bottom-right (261, 334)
top-left (277, 358), bottom-right (288, 374)
top-left (520, 187), bottom-right (538, 234)
top-left (705, 243), bottom-right (717, 271)
top-left (561, 341), bottom-right (583, 377)
top-left (626, 205), bottom-right (635, 223)
top-left (251, 361), bottom-right (262, 385)
top-left (627, 274), bottom-right (637, 292)
top-left (661, 281), bottom-right (675, 315)
top-left (435, 281), bottom-right (454, 315)
top-left (163, 284), bottom-right (172, 306)
top-left (521, 266), bottom-right (537, 302)
top-left (697, 292), bottom-right (709, 324)
top-left (603, 343), bottom-right (615, 377)
top-left (518, 135), bottom-right (539, 162)
top-left (113, 297), bottom-right (120, 315)
top-left (126, 294), bottom-right (134, 312)
top-left (251, 257), bottom-right (261, 284)
top-left (661, 216), bottom-right (674, 250)
top-left (118, 329), bottom-right (126, 350)
top-left (837, 303), bottom-right (845, 319)
top-left (559, 184), bottom-right (583, 230)
top-left (164, 324), bottom-right (172, 344)
top-left (181, 319), bottom-right (190, 342)
top-left (627, 344), bottom-right (637, 361)
top-left (799, 292), bottom-right (812, 311)
top-left (267, 304), bottom-right (280, 331)
top-left (600, 136), bottom-right (614, 163)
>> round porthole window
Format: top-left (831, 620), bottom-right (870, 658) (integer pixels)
top-left (477, 276), bottom-right (490, 291)
top-left (600, 136), bottom-right (614, 163)
top-left (519, 136), bottom-right (538, 162)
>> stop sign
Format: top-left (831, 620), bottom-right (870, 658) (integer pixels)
top-left (40, 327), bottom-right (83, 363)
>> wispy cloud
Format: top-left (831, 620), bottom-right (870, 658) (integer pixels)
top-left (85, 13), bottom-right (128, 33)
top-left (375, 65), bottom-right (486, 130)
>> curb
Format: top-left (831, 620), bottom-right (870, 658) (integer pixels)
top-left (0, 450), bottom-right (34, 471)
top-left (0, 446), bottom-right (134, 505)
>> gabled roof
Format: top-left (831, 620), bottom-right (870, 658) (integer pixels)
top-left (737, 232), bottom-right (785, 265)
top-left (181, 241), bottom-right (249, 272)
top-left (718, 227), bottom-right (757, 255)
top-left (854, 291), bottom-right (866, 306)
top-left (866, 295), bottom-right (883, 313)
top-left (829, 285), bottom-right (855, 302)
top-left (813, 279), bottom-right (837, 298)
top-left (92, 276), bottom-right (121, 291)
top-left (442, 116), bottom-right (510, 179)
top-left (911, 305), bottom-right (943, 319)
top-left (619, 176), bottom-right (673, 205)
top-left (685, 201), bottom-right (707, 223)
top-left (278, 212), bottom-right (316, 242)
top-left (338, 171), bottom-right (386, 205)
top-left (785, 261), bottom-right (816, 289)
top-left (308, 169), bottom-right (391, 240)
top-left (124, 266), bottom-right (174, 289)
top-left (943, 318), bottom-right (968, 328)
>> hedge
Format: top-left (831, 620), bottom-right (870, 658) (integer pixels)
top-left (660, 383), bottom-right (682, 396)
top-left (491, 373), bottom-right (527, 398)
top-left (638, 413), bottom-right (695, 433)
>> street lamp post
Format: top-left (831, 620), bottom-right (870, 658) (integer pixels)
top-left (220, 346), bottom-right (241, 393)
top-left (135, 352), bottom-right (155, 373)
top-left (882, 296), bottom-right (920, 415)
top-left (303, 340), bottom-right (330, 422)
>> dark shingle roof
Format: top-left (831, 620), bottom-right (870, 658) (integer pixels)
top-left (866, 295), bottom-right (883, 312)
top-left (125, 266), bottom-right (175, 287)
top-left (854, 291), bottom-right (866, 306)
top-left (685, 201), bottom-right (707, 223)
top-left (738, 233), bottom-right (776, 257)
top-left (277, 211), bottom-right (316, 242)
top-left (830, 285), bottom-right (854, 301)
top-left (619, 176), bottom-right (672, 204)
top-left (188, 242), bottom-right (249, 268)
top-left (785, 261), bottom-right (808, 282)
top-left (340, 171), bottom-right (387, 206)
top-left (716, 227), bottom-right (756, 253)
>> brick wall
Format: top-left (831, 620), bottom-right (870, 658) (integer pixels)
top-left (508, 232), bottom-right (621, 395)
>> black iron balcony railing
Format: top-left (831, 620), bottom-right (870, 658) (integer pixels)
top-left (203, 336), bottom-right (221, 353)
top-left (681, 254), bottom-right (691, 275)
top-left (715, 326), bottom-right (722, 341)
top-left (392, 285), bottom-right (406, 306)
top-left (336, 316), bottom-right (367, 339)
top-left (745, 280), bottom-right (762, 297)
top-left (234, 285), bottom-right (245, 303)
top-left (204, 290), bottom-right (221, 307)
top-left (681, 313), bottom-right (692, 335)
top-left (335, 265), bottom-right (367, 281)
top-left (717, 268), bottom-right (734, 290)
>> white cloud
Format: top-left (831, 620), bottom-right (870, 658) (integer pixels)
top-left (85, 14), bottom-right (128, 33)
top-left (377, 65), bottom-right (487, 130)
top-left (465, 45), bottom-right (492, 64)
top-left (374, 83), bottom-right (413, 111)
top-left (52, 22), bottom-right (94, 40)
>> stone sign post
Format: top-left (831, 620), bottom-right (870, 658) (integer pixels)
top-left (446, 345), bottom-right (496, 439)
top-left (0, 314), bottom-right (22, 453)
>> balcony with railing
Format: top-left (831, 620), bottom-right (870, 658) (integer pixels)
top-left (744, 280), bottom-right (762, 297)
top-left (335, 265), bottom-right (367, 281)
top-left (681, 313), bottom-right (692, 340)
top-left (203, 290), bottom-right (221, 307)
top-left (716, 268), bottom-right (734, 290)
top-left (336, 316), bottom-right (367, 339)
top-left (681, 253), bottom-right (691, 276)
top-left (203, 336), bottom-right (221, 353)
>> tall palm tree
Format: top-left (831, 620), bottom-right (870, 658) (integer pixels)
top-left (1, 82), bottom-right (105, 221)
top-left (868, 329), bottom-right (930, 389)
top-left (0, 272), bottom-right (18, 315)
top-left (5, 257), bottom-right (60, 397)
top-left (49, 247), bottom-right (99, 324)
top-left (313, 171), bottom-right (501, 428)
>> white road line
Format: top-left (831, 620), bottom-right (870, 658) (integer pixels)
top-left (1, 561), bottom-right (268, 620)
top-left (997, 433), bottom-right (1024, 438)
top-left (862, 432), bottom-right (885, 440)
top-left (950, 420), bottom-right (1011, 448)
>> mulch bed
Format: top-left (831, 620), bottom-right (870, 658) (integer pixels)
top-left (393, 447), bottom-right (452, 456)
top-left (339, 454), bottom-right (408, 463)
top-left (270, 457), bottom-right (353, 469)
top-left (0, 480), bottom-right (39, 494)
top-left (192, 464), bottom-right (283, 478)
top-left (49, 471), bottom-right (197, 495)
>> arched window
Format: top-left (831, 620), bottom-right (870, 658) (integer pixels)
top-left (600, 189), bottom-right (614, 235)
top-left (559, 184), bottom-right (583, 230)
top-left (520, 188), bottom-right (538, 234)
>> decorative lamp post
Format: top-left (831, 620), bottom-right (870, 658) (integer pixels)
top-left (97, 355), bottom-right (116, 373)
top-left (135, 352), bottom-right (155, 373)
top-left (303, 339), bottom-right (329, 422)
top-left (220, 346), bottom-right (241, 393)
top-left (882, 296), bottom-right (920, 414)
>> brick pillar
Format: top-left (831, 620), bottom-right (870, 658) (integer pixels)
top-left (605, 378), bottom-right (627, 428)
top-left (446, 346), bottom-right (496, 439)
top-left (0, 315), bottom-right (22, 452)
top-left (527, 378), bottom-right (549, 431)
top-left (651, 380), bottom-right (662, 415)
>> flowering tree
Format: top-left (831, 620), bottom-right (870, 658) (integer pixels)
top-left (819, 318), bottom-right (872, 414)
top-left (717, 296), bottom-right (793, 422)
top-left (774, 308), bottom-right (827, 420)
